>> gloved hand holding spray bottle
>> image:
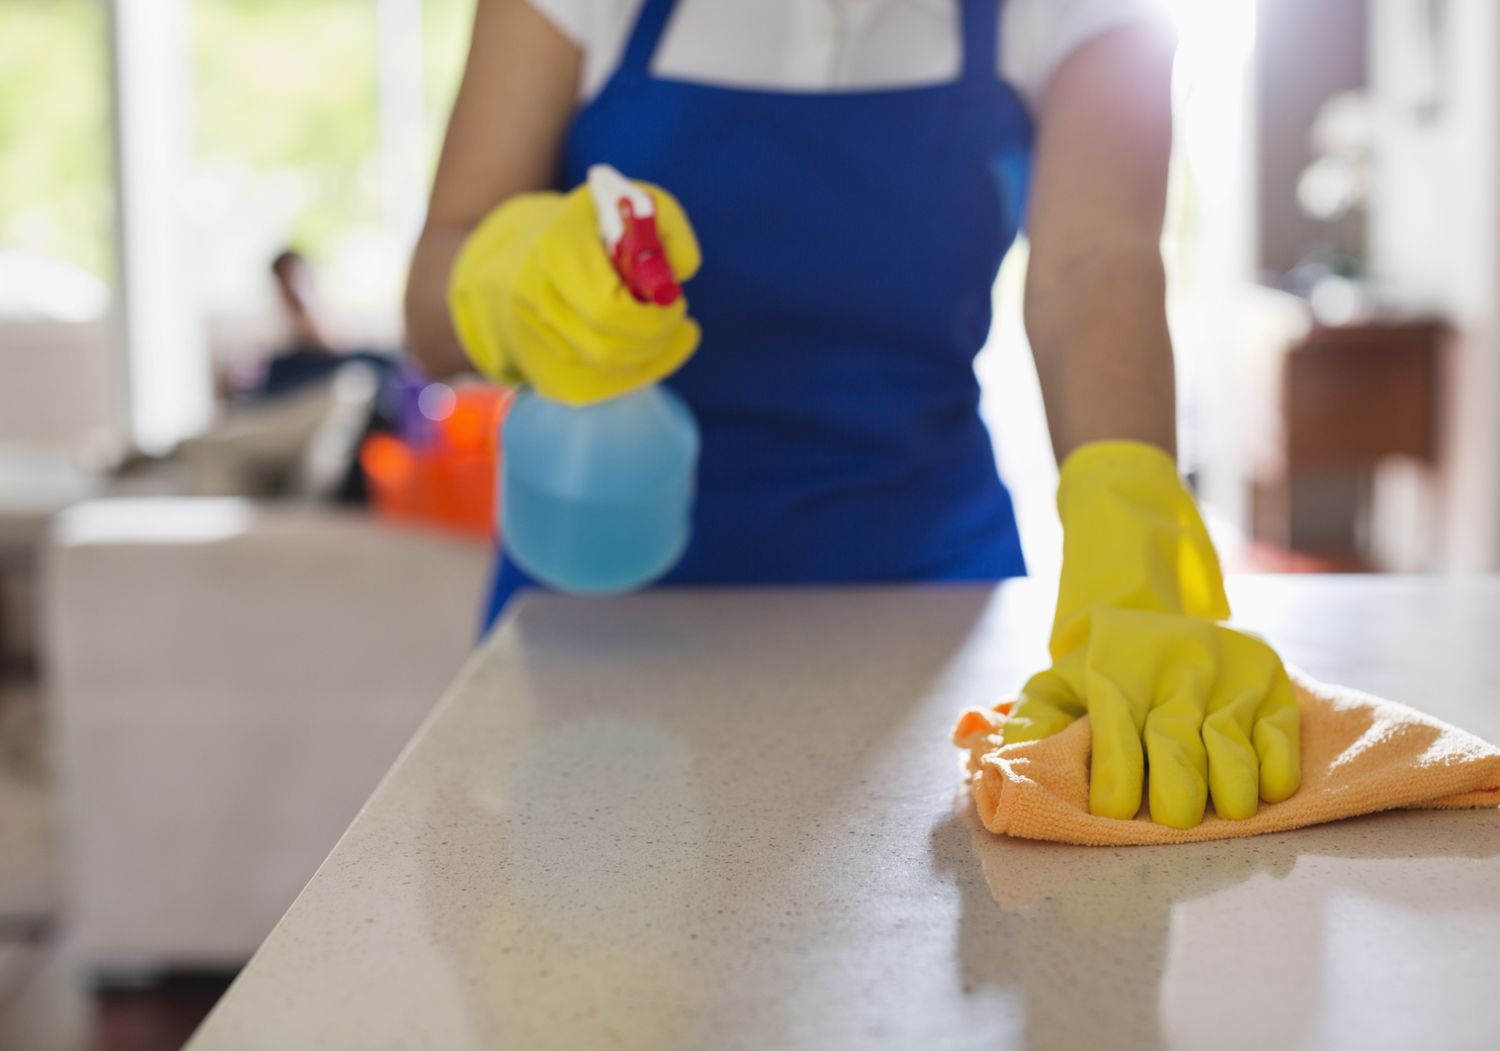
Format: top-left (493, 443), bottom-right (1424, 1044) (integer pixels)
top-left (502, 166), bottom-right (699, 592)
top-left (447, 165), bottom-right (702, 593)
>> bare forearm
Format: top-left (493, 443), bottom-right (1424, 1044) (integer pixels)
top-left (1025, 240), bottom-right (1176, 460)
top-left (1021, 21), bottom-right (1178, 463)
top-left (403, 0), bottom-right (580, 378)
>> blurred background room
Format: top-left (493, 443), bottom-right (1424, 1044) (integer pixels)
top-left (1, 0), bottom-right (1496, 1047)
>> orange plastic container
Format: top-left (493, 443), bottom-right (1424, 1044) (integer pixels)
top-left (360, 385), bottom-right (512, 541)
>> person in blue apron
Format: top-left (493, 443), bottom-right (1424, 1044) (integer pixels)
top-left (406, 0), bottom-right (1303, 830)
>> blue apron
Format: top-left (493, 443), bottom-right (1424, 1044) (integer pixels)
top-left (483, 0), bottom-right (1033, 630)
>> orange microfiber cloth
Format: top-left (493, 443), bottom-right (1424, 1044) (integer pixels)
top-left (953, 672), bottom-right (1500, 846)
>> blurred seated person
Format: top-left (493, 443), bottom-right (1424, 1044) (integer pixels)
top-left (148, 250), bottom-right (418, 502)
top-left (244, 249), bottom-right (399, 401)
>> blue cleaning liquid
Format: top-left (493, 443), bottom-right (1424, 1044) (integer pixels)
top-left (501, 385), bottom-right (699, 594)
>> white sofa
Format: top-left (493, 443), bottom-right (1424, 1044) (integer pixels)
top-left (42, 499), bottom-right (490, 971)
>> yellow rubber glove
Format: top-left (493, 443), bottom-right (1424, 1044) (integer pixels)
top-left (1002, 441), bottom-right (1301, 828)
top-left (447, 182), bottom-right (702, 406)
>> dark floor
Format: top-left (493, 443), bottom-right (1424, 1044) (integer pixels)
top-left (93, 973), bottom-right (237, 1051)
top-left (1, 953), bottom-right (236, 1051)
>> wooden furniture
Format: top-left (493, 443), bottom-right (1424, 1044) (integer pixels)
top-left (189, 578), bottom-right (1500, 1050)
top-left (1252, 319), bottom-right (1446, 568)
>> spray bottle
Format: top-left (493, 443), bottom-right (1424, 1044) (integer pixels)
top-left (499, 165), bottom-right (700, 593)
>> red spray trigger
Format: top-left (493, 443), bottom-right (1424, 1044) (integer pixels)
top-left (613, 198), bottom-right (680, 306)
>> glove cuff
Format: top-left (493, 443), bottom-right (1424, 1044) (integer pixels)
top-left (1051, 440), bottom-right (1231, 657)
top-left (1058, 439), bottom-right (1180, 498)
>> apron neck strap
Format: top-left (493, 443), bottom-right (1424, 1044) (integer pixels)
top-left (960, 0), bottom-right (1000, 86)
top-left (619, 0), bottom-right (677, 77)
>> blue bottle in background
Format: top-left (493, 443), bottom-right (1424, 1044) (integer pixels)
top-left (501, 384), bottom-right (698, 594)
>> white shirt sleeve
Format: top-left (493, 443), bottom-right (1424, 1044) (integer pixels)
top-left (1001, 0), bottom-right (1171, 107)
top-left (527, 0), bottom-right (643, 101)
top-left (525, 0), bottom-right (1171, 111)
top-left (527, 0), bottom-right (589, 42)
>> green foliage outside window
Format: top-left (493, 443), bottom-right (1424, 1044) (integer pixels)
top-left (0, 0), bottom-right (113, 280)
top-left (0, 0), bottom-right (474, 287)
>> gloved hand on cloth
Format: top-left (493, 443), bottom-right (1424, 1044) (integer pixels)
top-left (1000, 441), bottom-right (1301, 829)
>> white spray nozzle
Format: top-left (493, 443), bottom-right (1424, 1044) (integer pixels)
top-left (587, 163), bottom-right (656, 250)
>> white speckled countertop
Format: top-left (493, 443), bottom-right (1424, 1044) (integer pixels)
top-left (188, 578), bottom-right (1500, 1050)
